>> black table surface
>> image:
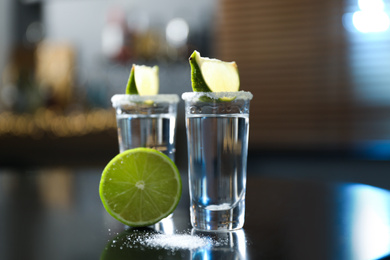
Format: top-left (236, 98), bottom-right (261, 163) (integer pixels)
top-left (1, 166), bottom-right (390, 260)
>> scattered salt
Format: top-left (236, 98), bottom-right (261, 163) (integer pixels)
top-left (107, 230), bottom-right (232, 252)
top-left (143, 234), bottom-right (211, 250)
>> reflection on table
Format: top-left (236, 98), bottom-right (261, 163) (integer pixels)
top-left (0, 168), bottom-right (389, 260)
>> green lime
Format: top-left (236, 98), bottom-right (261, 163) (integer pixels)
top-left (189, 50), bottom-right (240, 93)
top-left (125, 65), bottom-right (159, 95)
top-left (99, 148), bottom-right (181, 227)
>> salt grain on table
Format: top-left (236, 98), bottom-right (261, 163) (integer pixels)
top-left (142, 234), bottom-right (211, 251)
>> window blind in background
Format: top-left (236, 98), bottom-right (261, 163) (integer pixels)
top-left (215, 0), bottom-right (390, 152)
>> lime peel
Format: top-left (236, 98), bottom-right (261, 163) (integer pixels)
top-left (189, 50), bottom-right (240, 94)
top-left (126, 65), bottom-right (159, 95)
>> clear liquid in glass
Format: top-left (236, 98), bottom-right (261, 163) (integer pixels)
top-left (186, 114), bottom-right (249, 230)
top-left (116, 114), bottom-right (176, 161)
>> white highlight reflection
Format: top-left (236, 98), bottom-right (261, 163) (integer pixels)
top-left (166, 18), bottom-right (189, 47)
top-left (101, 24), bottom-right (124, 57)
top-left (358, 0), bottom-right (385, 12)
top-left (347, 0), bottom-right (390, 33)
top-left (352, 11), bottom-right (390, 33)
top-left (345, 184), bottom-right (390, 260)
top-left (153, 216), bottom-right (175, 235)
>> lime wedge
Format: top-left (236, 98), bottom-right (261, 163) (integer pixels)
top-left (126, 65), bottom-right (159, 95)
top-left (189, 50), bottom-right (240, 93)
top-left (99, 148), bottom-right (182, 227)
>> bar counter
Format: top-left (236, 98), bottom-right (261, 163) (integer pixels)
top-left (1, 161), bottom-right (390, 260)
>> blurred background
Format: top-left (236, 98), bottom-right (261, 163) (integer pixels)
top-left (2, 2), bottom-right (390, 259)
top-left (1, 0), bottom-right (390, 186)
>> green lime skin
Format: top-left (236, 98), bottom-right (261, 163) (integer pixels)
top-left (125, 65), bottom-right (138, 94)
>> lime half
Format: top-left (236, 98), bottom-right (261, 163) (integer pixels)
top-left (126, 65), bottom-right (159, 95)
top-left (189, 50), bottom-right (240, 93)
top-left (99, 148), bottom-right (181, 227)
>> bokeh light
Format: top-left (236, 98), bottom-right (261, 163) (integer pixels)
top-left (165, 18), bottom-right (189, 48)
top-left (351, 0), bottom-right (390, 33)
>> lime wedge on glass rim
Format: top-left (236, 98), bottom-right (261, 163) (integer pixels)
top-left (126, 64), bottom-right (159, 95)
top-left (189, 50), bottom-right (240, 101)
top-left (99, 148), bottom-right (182, 227)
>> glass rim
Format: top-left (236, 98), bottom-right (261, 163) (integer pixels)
top-left (111, 94), bottom-right (180, 107)
top-left (181, 91), bottom-right (253, 101)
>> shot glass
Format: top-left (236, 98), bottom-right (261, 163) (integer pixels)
top-left (182, 91), bottom-right (253, 231)
top-left (111, 94), bottom-right (179, 162)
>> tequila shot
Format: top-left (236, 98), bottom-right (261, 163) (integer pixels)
top-left (182, 91), bottom-right (253, 231)
top-left (111, 94), bottom-right (179, 162)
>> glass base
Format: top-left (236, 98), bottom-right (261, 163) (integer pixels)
top-left (190, 200), bottom-right (245, 231)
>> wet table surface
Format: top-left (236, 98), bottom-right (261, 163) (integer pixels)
top-left (1, 167), bottom-right (390, 260)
